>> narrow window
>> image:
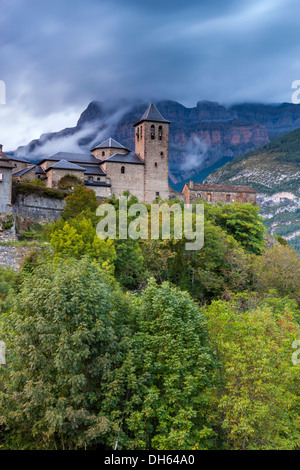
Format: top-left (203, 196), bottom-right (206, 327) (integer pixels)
top-left (207, 193), bottom-right (212, 203)
top-left (136, 129), bottom-right (139, 141)
top-left (140, 126), bottom-right (143, 139)
top-left (151, 125), bottom-right (155, 140)
top-left (154, 162), bottom-right (157, 168)
top-left (160, 151), bottom-right (164, 157)
top-left (226, 194), bottom-right (231, 203)
top-left (156, 191), bottom-right (160, 197)
top-left (102, 151), bottom-right (105, 157)
top-left (89, 176), bottom-right (93, 181)
top-left (121, 166), bottom-right (125, 174)
top-left (158, 126), bottom-right (163, 140)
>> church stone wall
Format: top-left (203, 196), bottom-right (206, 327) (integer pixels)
top-left (105, 162), bottom-right (144, 201)
top-left (135, 121), bottom-right (170, 203)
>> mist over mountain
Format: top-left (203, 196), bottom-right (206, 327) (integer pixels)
top-left (10, 99), bottom-right (300, 189)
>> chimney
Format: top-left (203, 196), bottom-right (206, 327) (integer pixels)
top-left (189, 180), bottom-right (194, 189)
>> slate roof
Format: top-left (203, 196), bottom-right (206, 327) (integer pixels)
top-left (104, 152), bottom-right (145, 165)
top-left (12, 165), bottom-right (36, 177)
top-left (134, 103), bottom-right (171, 126)
top-left (91, 138), bottom-right (130, 152)
top-left (188, 183), bottom-right (256, 194)
top-left (46, 160), bottom-right (86, 172)
top-left (7, 154), bottom-right (30, 163)
top-left (80, 164), bottom-right (106, 176)
top-left (39, 152), bottom-right (101, 166)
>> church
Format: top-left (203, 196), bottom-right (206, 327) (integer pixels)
top-left (12, 103), bottom-right (173, 204)
top-left (1, 102), bottom-right (256, 214)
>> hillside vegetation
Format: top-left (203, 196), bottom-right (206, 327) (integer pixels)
top-left (205, 127), bottom-right (300, 251)
top-left (0, 188), bottom-right (300, 450)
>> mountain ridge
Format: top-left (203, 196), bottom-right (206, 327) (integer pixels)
top-left (9, 99), bottom-right (300, 189)
top-left (205, 127), bottom-right (300, 251)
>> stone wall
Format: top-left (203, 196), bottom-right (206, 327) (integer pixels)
top-left (186, 188), bottom-right (257, 205)
top-left (0, 245), bottom-right (33, 271)
top-left (13, 194), bottom-right (65, 221)
top-left (105, 162), bottom-right (145, 201)
top-left (0, 167), bottom-right (12, 212)
top-left (92, 147), bottom-right (128, 160)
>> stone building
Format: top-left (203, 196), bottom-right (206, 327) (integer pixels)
top-left (7, 103), bottom-right (257, 208)
top-left (0, 145), bottom-right (14, 213)
top-left (182, 181), bottom-right (256, 205)
top-left (12, 103), bottom-right (174, 203)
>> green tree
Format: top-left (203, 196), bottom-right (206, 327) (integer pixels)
top-left (50, 216), bottom-right (116, 272)
top-left (61, 186), bottom-right (98, 220)
top-left (0, 258), bottom-right (131, 449)
top-left (207, 202), bottom-right (266, 254)
top-left (204, 294), bottom-right (300, 449)
top-left (254, 244), bottom-right (300, 305)
top-left (118, 279), bottom-right (215, 450)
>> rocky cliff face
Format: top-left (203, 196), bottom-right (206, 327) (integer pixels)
top-left (205, 128), bottom-right (300, 252)
top-left (10, 99), bottom-right (300, 189)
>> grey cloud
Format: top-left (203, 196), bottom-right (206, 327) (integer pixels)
top-left (1, 0), bottom-right (300, 148)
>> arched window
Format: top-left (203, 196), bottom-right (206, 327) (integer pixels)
top-left (89, 176), bottom-right (93, 181)
top-left (197, 193), bottom-right (201, 198)
top-left (151, 125), bottom-right (155, 140)
top-left (158, 125), bottom-right (163, 140)
top-left (207, 193), bottom-right (212, 203)
top-left (160, 151), bottom-right (164, 157)
top-left (97, 177), bottom-right (101, 181)
top-left (154, 162), bottom-right (157, 168)
top-left (226, 194), bottom-right (231, 203)
top-left (140, 126), bottom-right (143, 139)
top-left (102, 151), bottom-right (105, 157)
top-left (121, 166), bottom-right (125, 174)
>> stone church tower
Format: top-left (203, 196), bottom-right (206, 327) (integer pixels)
top-left (134, 103), bottom-right (170, 203)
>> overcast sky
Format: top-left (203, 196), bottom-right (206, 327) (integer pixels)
top-left (2, 0), bottom-right (300, 149)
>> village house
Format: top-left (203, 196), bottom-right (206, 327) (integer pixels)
top-left (182, 180), bottom-right (257, 205)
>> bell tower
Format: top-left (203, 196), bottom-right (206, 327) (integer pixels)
top-left (134, 103), bottom-right (170, 203)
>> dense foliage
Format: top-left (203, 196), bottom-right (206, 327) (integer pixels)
top-left (0, 188), bottom-right (299, 450)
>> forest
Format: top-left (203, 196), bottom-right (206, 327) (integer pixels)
top-left (0, 186), bottom-right (299, 450)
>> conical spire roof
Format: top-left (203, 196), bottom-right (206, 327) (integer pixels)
top-left (134, 103), bottom-right (171, 126)
top-left (91, 137), bottom-right (130, 152)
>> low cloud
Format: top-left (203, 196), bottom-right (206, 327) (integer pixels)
top-left (178, 136), bottom-right (209, 172)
